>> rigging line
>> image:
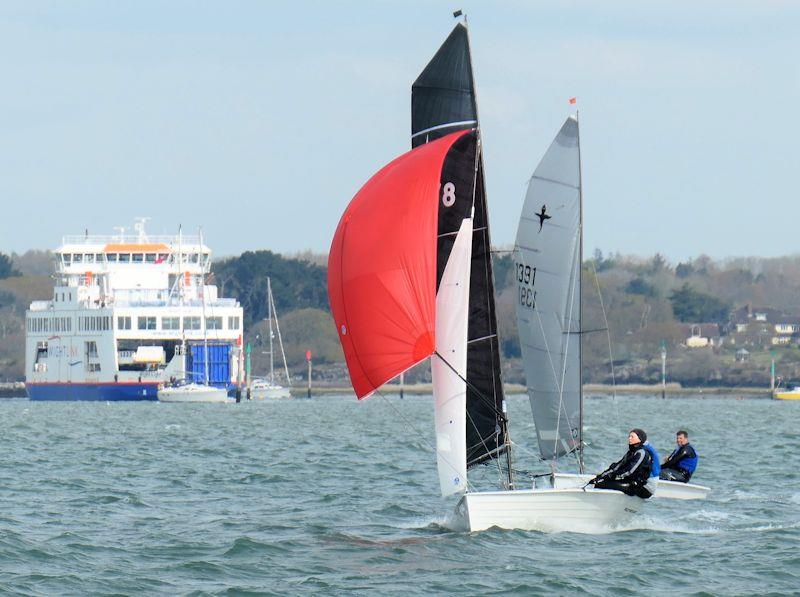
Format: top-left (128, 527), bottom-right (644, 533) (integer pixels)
top-left (471, 138), bottom-right (480, 212)
top-left (464, 399), bottom-right (505, 482)
top-left (515, 246), bottom-right (579, 469)
top-left (432, 351), bottom-right (506, 486)
top-left (473, 136), bottom-right (513, 488)
top-left (509, 439), bottom-right (548, 464)
top-left (590, 260), bottom-right (622, 438)
top-left (375, 387), bottom-right (477, 493)
top-left (433, 351), bottom-right (507, 422)
top-left (552, 232), bottom-right (582, 471)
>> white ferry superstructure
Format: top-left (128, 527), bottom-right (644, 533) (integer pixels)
top-left (25, 222), bottom-right (244, 401)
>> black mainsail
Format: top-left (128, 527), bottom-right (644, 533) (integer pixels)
top-left (412, 23), bottom-right (508, 469)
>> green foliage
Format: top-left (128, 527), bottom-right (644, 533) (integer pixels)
top-left (647, 253), bottom-right (668, 275)
top-left (675, 262), bottom-right (694, 278)
top-left (212, 251), bottom-right (328, 327)
top-left (590, 248), bottom-right (617, 272)
top-left (0, 275), bottom-right (52, 314)
top-left (0, 253), bottom-right (20, 279)
top-left (492, 252), bottom-right (515, 292)
top-left (276, 308), bottom-right (342, 366)
top-left (669, 283), bottom-right (730, 324)
top-left (0, 289), bottom-right (15, 309)
top-left (624, 277), bottom-right (657, 297)
top-left (11, 250), bottom-right (54, 276)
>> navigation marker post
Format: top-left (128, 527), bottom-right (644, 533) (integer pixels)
top-left (770, 351), bottom-right (776, 392)
top-left (246, 342), bottom-right (252, 401)
top-left (661, 340), bottom-right (667, 399)
top-left (306, 350), bottom-right (312, 399)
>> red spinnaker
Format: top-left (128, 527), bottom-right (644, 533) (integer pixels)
top-left (328, 131), bottom-right (468, 399)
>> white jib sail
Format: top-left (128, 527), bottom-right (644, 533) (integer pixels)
top-left (514, 116), bottom-right (582, 462)
top-left (432, 217), bottom-right (473, 496)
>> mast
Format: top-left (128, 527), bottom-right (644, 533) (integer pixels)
top-left (270, 285), bottom-right (291, 386)
top-left (267, 277), bottom-right (275, 384)
top-left (576, 110), bottom-right (585, 473)
top-left (200, 228), bottom-right (209, 386)
top-left (178, 225), bottom-right (186, 379)
top-left (461, 17), bottom-right (513, 489)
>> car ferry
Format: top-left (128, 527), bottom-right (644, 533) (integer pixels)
top-left (25, 220), bottom-right (244, 401)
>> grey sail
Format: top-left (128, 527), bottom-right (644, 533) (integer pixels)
top-left (514, 116), bottom-right (582, 462)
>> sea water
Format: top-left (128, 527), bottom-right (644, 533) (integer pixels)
top-left (0, 394), bottom-right (797, 595)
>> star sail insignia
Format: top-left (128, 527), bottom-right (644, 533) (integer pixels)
top-left (536, 204), bottom-right (551, 232)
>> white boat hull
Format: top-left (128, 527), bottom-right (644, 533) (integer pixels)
top-left (552, 472), bottom-right (710, 500)
top-left (453, 488), bottom-right (641, 533)
top-left (250, 385), bottom-right (292, 400)
top-left (157, 384), bottom-right (230, 403)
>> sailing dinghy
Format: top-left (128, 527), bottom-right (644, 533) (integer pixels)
top-left (519, 115), bottom-right (709, 501)
top-left (328, 22), bottom-right (640, 533)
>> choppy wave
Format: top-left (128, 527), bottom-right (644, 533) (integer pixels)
top-left (1, 395), bottom-right (798, 594)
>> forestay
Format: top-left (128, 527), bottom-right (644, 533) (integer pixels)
top-left (514, 116), bottom-right (582, 462)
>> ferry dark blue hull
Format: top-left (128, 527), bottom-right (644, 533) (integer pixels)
top-left (26, 382), bottom-right (159, 401)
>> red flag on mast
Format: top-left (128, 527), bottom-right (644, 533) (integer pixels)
top-left (568, 97), bottom-right (577, 105)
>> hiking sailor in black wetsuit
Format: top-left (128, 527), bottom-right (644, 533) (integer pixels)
top-left (659, 429), bottom-right (698, 483)
top-left (589, 429), bottom-right (655, 499)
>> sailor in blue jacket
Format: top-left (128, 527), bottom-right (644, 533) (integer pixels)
top-left (659, 429), bottom-right (698, 483)
top-left (590, 429), bottom-right (654, 499)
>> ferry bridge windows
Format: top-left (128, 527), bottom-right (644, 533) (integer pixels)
top-left (118, 316), bottom-right (132, 330)
top-left (162, 317), bottom-right (180, 330)
top-left (85, 254), bottom-right (95, 263)
top-left (137, 316), bottom-right (157, 330)
top-left (107, 253), bottom-right (118, 263)
top-left (206, 316), bottom-right (222, 330)
top-left (73, 254), bottom-right (83, 263)
top-left (184, 316), bottom-right (201, 330)
top-left (119, 253), bottom-right (131, 263)
top-left (228, 316), bottom-right (240, 330)
top-left (145, 253), bottom-right (157, 263)
top-left (95, 254), bottom-right (103, 263)
top-left (132, 254), bottom-right (144, 263)
top-left (78, 315), bottom-right (111, 332)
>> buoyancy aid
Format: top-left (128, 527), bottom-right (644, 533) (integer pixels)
top-left (644, 441), bottom-right (660, 477)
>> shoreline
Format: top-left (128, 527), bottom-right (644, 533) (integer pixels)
top-left (294, 381), bottom-right (773, 397)
top-left (1, 381), bottom-right (773, 399)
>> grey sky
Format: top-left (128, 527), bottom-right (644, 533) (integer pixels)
top-left (0, 1), bottom-right (797, 262)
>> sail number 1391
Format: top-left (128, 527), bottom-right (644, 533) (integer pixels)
top-left (516, 262), bottom-right (537, 309)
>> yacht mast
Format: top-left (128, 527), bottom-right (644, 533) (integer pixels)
top-left (462, 15), bottom-right (514, 490)
top-left (267, 278), bottom-right (275, 384)
top-left (200, 228), bottom-right (209, 386)
top-left (577, 110), bottom-right (585, 473)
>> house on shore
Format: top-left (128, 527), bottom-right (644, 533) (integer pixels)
top-left (726, 304), bottom-right (800, 347)
top-left (680, 323), bottom-right (722, 348)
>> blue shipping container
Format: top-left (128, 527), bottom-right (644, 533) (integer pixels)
top-left (188, 343), bottom-right (231, 386)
